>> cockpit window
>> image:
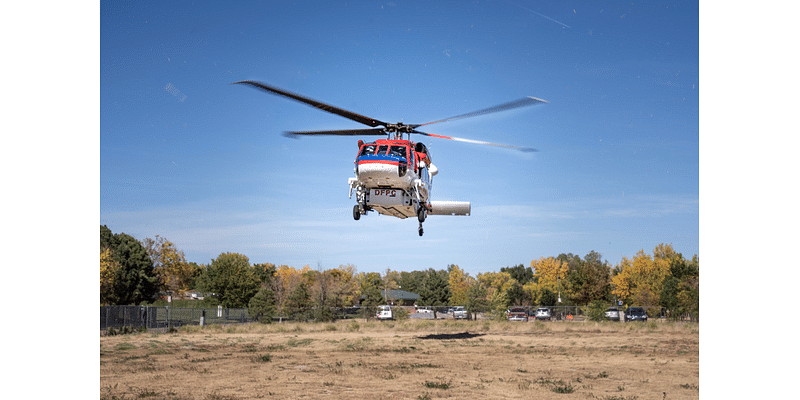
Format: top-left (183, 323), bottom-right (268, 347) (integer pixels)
top-left (389, 145), bottom-right (406, 158)
top-left (377, 145), bottom-right (389, 154)
top-left (359, 144), bottom-right (377, 156)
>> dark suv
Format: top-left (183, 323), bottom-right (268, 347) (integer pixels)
top-left (624, 307), bottom-right (648, 322)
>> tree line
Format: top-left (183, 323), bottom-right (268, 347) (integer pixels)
top-left (100, 225), bottom-right (699, 321)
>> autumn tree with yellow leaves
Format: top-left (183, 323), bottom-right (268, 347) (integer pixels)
top-left (143, 235), bottom-right (195, 298)
top-left (327, 264), bottom-right (360, 307)
top-left (611, 244), bottom-right (677, 308)
top-left (100, 247), bottom-right (119, 305)
top-left (523, 257), bottom-right (568, 306)
top-left (448, 264), bottom-right (470, 306)
top-left (271, 264), bottom-right (312, 321)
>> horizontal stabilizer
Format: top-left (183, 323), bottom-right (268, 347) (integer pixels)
top-left (429, 201), bottom-right (471, 216)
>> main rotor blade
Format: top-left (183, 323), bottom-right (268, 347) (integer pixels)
top-left (413, 130), bottom-right (538, 152)
top-left (282, 128), bottom-right (387, 138)
top-left (414, 96), bottom-right (548, 128)
top-left (232, 80), bottom-right (387, 128)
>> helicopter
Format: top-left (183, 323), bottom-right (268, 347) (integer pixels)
top-left (232, 80), bottom-right (547, 236)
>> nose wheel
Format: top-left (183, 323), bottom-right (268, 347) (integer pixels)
top-left (418, 223), bottom-right (424, 236)
top-left (354, 202), bottom-right (372, 220)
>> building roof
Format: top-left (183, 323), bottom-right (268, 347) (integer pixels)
top-left (382, 289), bottom-right (419, 301)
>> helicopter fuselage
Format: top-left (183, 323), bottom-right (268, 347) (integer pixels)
top-left (348, 139), bottom-right (435, 220)
top-left (348, 138), bottom-right (470, 234)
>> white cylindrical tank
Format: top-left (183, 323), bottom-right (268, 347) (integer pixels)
top-left (429, 201), bottom-right (470, 216)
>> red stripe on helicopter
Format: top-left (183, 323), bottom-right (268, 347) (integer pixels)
top-left (418, 133), bottom-right (453, 140)
top-left (357, 159), bottom-right (400, 165)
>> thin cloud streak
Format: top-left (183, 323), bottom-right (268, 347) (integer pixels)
top-left (503, 0), bottom-right (572, 28)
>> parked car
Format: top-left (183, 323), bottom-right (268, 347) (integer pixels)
top-left (507, 308), bottom-right (529, 322)
top-left (452, 306), bottom-right (468, 319)
top-left (534, 307), bottom-right (551, 321)
top-left (604, 307), bottom-right (620, 321)
top-left (624, 307), bottom-right (648, 322)
top-left (415, 306), bottom-right (433, 314)
top-left (376, 305), bottom-right (393, 320)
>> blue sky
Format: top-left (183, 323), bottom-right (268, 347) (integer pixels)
top-left (99, 1), bottom-right (699, 275)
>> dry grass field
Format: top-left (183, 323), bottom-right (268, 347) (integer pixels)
top-left (100, 319), bottom-right (698, 400)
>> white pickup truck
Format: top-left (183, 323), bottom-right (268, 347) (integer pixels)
top-left (452, 306), bottom-right (467, 319)
top-left (376, 305), bottom-right (393, 320)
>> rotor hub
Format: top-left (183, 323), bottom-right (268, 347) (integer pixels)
top-left (384, 122), bottom-right (416, 134)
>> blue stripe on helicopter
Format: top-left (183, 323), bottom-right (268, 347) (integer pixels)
top-left (357, 154), bottom-right (407, 163)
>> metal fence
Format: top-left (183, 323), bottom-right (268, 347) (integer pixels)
top-left (100, 305), bottom-right (253, 332)
top-left (101, 304), bottom-right (684, 333)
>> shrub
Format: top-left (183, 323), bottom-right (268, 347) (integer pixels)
top-left (423, 380), bottom-right (451, 389)
top-left (252, 354), bottom-right (271, 363)
top-left (312, 306), bottom-right (338, 323)
top-left (394, 307), bottom-right (409, 320)
top-left (347, 321), bottom-right (360, 332)
top-left (551, 381), bottom-right (575, 393)
top-left (586, 300), bottom-right (608, 322)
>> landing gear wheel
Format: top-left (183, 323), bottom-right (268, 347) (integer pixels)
top-left (417, 207), bottom-right (426, 223)
top-left (353, 205), bottom-right (361, 220)
top-left (418, 226), bottom-right (424, 236)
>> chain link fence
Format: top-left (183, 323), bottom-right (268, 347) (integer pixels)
top-left (101, 304), bottom-right (685, 334)
top-left (100, 306), bottom-right (253, 333)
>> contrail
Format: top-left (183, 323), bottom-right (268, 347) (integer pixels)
top-left (503, 0), bottom-right (572, 29)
